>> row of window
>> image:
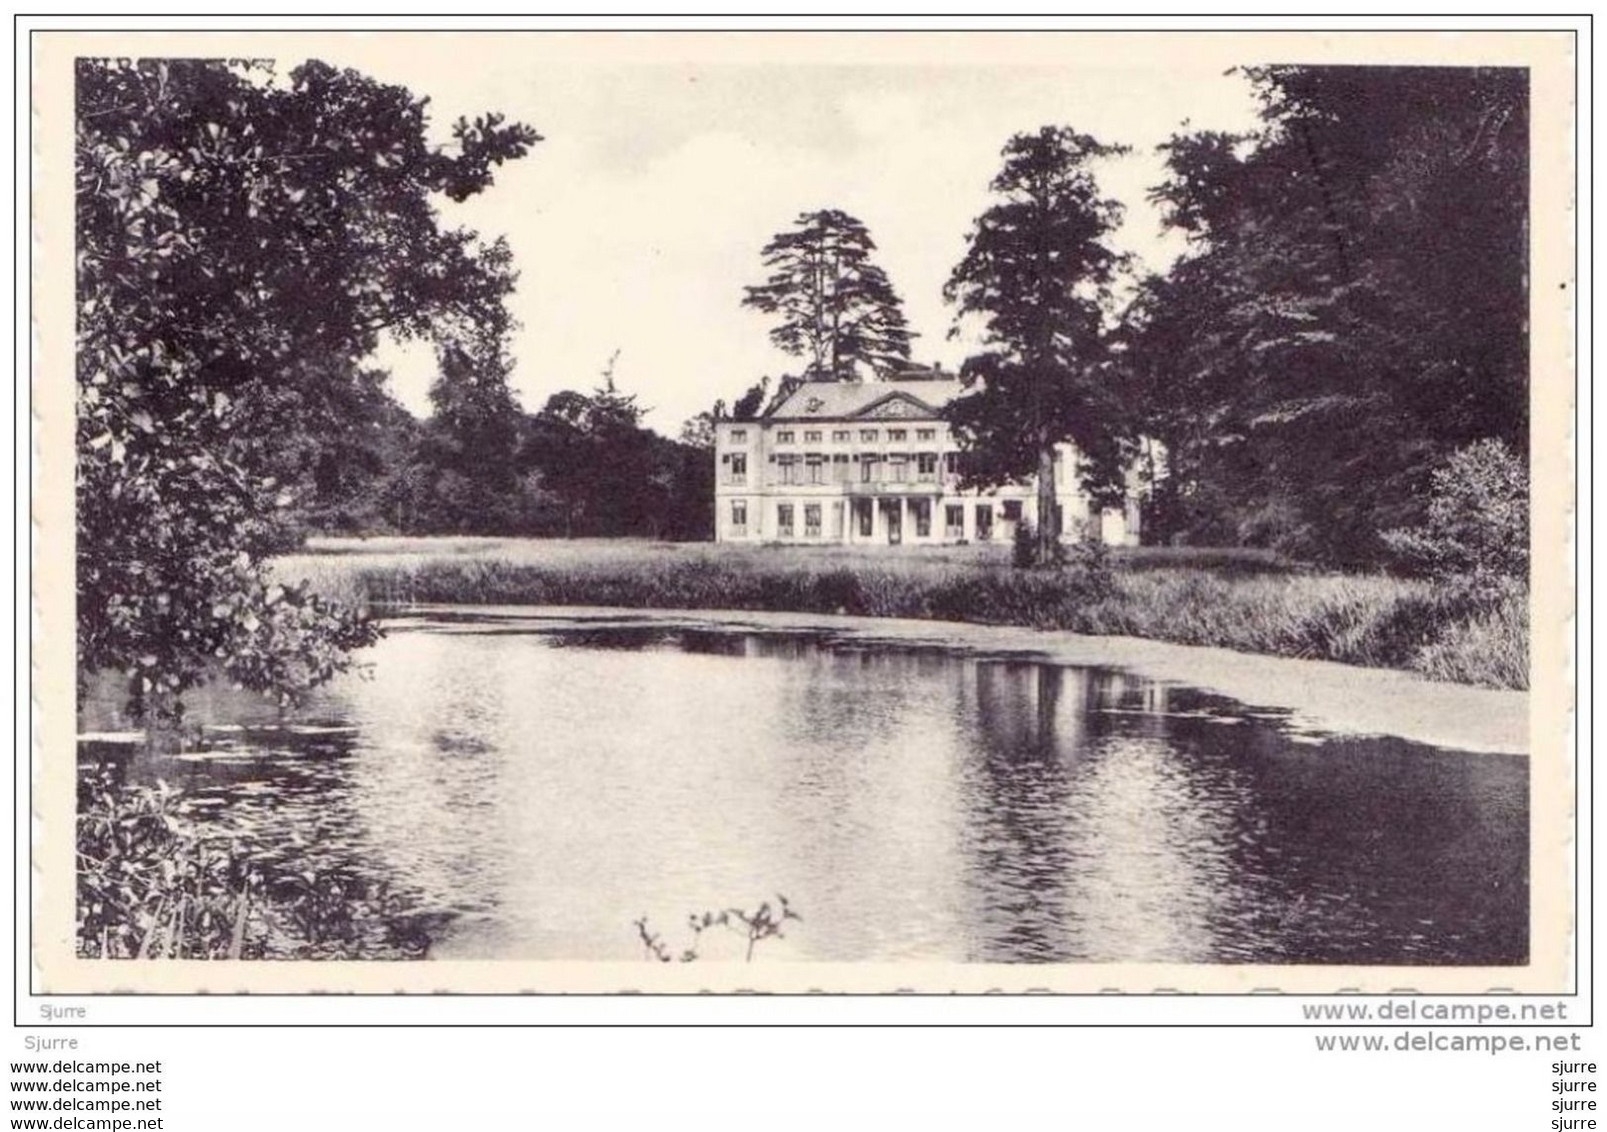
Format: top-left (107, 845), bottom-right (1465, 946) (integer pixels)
top-left (775, 427), bottom-right (938, 445)
top-left (727, 500), bottom-right (842, 539)
top-left (725, 427), bottom-right (939, 446)
top-left (723, 451), bottom-right (962, 486)
top-left (774, 452), bottom-right (945, 485)
top-left (729, 499), bottom-right (1035, 540)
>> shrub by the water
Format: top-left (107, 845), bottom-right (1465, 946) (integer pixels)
top-left (76, 769), bottom-right (429, 960)
top-left (77, 772), bottom-right (255, 960)
top-left (1383, 439), bottom-right (1529, 591)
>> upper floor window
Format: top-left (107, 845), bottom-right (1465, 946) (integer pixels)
top-left (887, 453), bottom-right (908, 483)
top-left (776, 430), bottom-right (795, 444)
top-left (806, 453), bottom-right (826, 484)
top-left (729, 429), bottom-right (747, 444)
top-left (916, 428), bottom-right (936, 441)
top-left (804, 430), bottom-right (822, 443)
top-left (916, 453), bottom-right (938, 481)
top-left (727, 451), bottom-right (748, 484)
top-left (777, 454), bottom-right (801, 485)
top-left (832, 430), bottom-right (851, 443)
top-left (888, 429), bottom-right (908, 442)
top-left (860, 454), bottom-right (879, 483)
top-left (860, 429), bottom-right (878, 442)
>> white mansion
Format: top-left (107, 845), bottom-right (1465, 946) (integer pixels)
top-left (714, 371), bottom-right (1143, 547)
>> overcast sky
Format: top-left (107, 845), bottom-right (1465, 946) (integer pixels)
top-left (325, 45), bottom-right (1265, 432)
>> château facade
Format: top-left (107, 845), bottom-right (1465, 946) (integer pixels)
top-left (713, 372), bottom-right (1143, 547)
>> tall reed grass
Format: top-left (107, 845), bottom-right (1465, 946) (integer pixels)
top-left (273, 538), bottom-right (1529, 690)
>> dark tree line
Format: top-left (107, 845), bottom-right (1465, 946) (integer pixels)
top-left (928, 66), bottom-right (1529, 570)
top-left (276, 351), bottom-right (715, 542)
top-left (1124, 65), bottom-right (1529, 565)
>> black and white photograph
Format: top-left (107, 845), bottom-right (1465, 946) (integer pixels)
top-left (37, 28), bottom-right (1573, 994)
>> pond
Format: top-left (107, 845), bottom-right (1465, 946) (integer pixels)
top-left (80, 613), bottom-right (1529, 965)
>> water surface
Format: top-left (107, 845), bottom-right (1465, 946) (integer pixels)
top-left (81, 615), bottom-right (1528, 964)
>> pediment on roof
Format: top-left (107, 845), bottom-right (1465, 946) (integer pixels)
top-left (852, 392), bottom-right (939, 421)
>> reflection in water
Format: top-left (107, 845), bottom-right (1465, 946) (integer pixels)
top-left (80, 620), bottom-right (1528, 964)
top-left (958, 667), bottom-right (1245, 963)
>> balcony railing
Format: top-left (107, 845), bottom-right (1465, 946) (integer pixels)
top-left (843, 480), bottom-right (944, 495)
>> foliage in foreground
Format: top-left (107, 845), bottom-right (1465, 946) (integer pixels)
top-left (77, 771), bottom-right (428, 960)
top-left (297, 545), bottom-right (1528, 690)
top-left (76, 57), bottom-right (537, 716)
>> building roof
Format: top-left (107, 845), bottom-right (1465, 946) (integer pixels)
top-left (765, 377), bottom-right (965, 422)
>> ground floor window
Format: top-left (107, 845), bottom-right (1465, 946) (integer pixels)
top-left (913, 499), bottom-right (931, 538)
top-left (975, 503), bottom-right (993, 541)
top-left (1002, 500), bottom-right (1022, 521)
top-left (831, 501), bottom-right (845, 539)
top-left (731, 499), bottom-right (747, 536)
top-left (945, 504), bottom-right (964, 538)
top-left (857, 499), bottom-right (873, 537)
top-left (804, 503), bottom-right (822, 537)
top-left (777, 503), bottom-right (794, 538)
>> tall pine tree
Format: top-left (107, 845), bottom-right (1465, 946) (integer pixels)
top-left (944, 127), bottom-right (1132, 564)
top-left (742, 209), bottom-right (914, 381)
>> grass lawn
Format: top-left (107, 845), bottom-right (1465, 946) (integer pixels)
top-left (273, 536), bottom-right (1528, 690)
